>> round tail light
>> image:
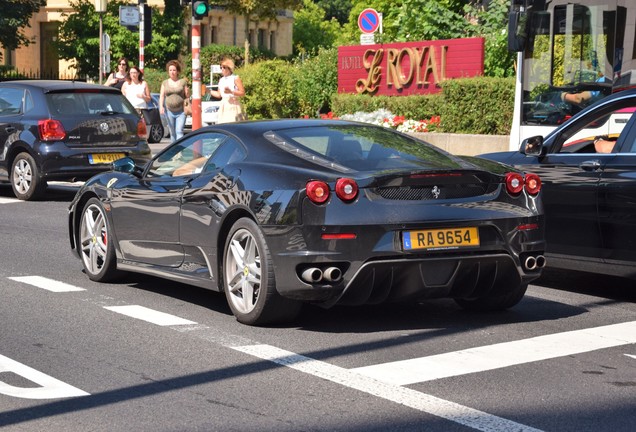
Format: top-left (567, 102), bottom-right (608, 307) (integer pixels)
top-left (505, 172), bottom-right (524, 195)
top-left (335, 178), bottom-right (358, 202)
top-left (524, 173), bottom-right (542, 195)
top-left (306, 180), bottom-right (330, 204)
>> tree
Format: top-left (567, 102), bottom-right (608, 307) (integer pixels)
top-left (218, 0), bottom-right (303, 63)
top-left (293, 0), bottom-right (340, 55)
top-left (315, 0), bottom-right (352, 26)
top-left (0, 0), bottom-right (47, 60)
top-left (56, 0), bottom-right (186, 79)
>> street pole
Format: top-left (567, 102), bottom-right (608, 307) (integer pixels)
top-left (95, 0), bottom-right (108, 84)
top-left (191, 17), bottom-right (202, 130)
top-left (139, 0), bottom-right (145, 72)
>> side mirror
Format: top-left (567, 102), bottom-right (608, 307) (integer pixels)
top-left (507, 11), bottom-right (528, 52)
top-left (521, 135), bottom-right (544, 156)
top-left (112, 157), bottom-right (143, 177)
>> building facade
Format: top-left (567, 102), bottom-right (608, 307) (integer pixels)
top-left (2, 0), bottom-right (293, 78)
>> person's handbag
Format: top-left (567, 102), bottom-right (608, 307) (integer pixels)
top-left (183, 98), bottom-right (192, 116)
top-left (141, 108), bottom-right (161, 125)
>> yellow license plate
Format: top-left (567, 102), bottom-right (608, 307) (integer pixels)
top-left (89, 153), bottom-right (125, 164)
top-left (403, 227), bottom-right (480, 251)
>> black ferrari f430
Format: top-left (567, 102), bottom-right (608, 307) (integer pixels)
top-left (69, 119), bottom-right (545, 325)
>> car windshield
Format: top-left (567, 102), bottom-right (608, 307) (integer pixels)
top-left (266, 125), bottom-right (458, 172)
top-left (46, 92), bottom-right (136, 116)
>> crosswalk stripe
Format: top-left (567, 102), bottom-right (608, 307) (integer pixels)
top-left (351, 321), bottom-right (636, 385)
top-left (8, 276), bottom-right (86, 292)
top-left (104, 305), bottom-right (197, 326)
top-left (234, 344), bottom-right (543, 432)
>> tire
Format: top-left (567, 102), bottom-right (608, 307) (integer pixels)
top-left (222, 218), bottom-right (301, 326)
top-left (11, 152), bottom-right (46, 201)
top-left (455, 283), bottom-right (528, 311)
top-left (79, 198), bottom-right (121, 282)
top-left (148, 124), bottom-right (164, 143)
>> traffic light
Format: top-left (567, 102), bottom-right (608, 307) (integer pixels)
top-left (192, 0), bottom-right (209, 19)
top-left (143, 4), bottom-right (152, 45)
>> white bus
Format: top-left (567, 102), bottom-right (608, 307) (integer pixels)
top-left (508, 0), bottom-right (636, 149)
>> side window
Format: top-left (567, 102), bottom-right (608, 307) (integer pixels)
top-left (204, 136), bottom-right (246, 172)
top-left (560, 106), bottom-right (636, 154)
top-left (24, 90), bottom-right (34, 113)
top-left (0, 88), bottom-right (25, 115)
top-left (146, 132), bottom-right (228, 178)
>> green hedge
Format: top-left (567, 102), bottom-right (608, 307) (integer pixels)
top-left (331, 77), bottom-right (514, 135)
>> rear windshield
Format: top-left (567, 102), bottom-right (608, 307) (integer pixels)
top-left (265, 125), bottom-right (457, 172)
top-left (46, 91), bottom-right (136, 116)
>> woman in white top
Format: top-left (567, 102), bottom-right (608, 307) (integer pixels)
top-left (209, 57), bottom-right (246, 123)
top-left (121, 65), bottom-right (151, 110)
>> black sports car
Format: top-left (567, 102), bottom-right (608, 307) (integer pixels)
top-left (481, 88), bottom-right (636, 279)
top-left (68, 119), bottom-right (545, 325)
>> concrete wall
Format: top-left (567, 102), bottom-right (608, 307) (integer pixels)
top-left (409, 132), bottom-right (510, 156)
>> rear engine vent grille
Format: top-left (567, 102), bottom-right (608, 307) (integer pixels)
top-left (374, 183), bottom-right (498, 200)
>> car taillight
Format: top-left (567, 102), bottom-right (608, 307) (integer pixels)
top-left (335, 178), bottom-right (358, 202)
top-left (524, 173), bottom-right (542, 195)
top-left (306, 180), bottom-right (330, 204)
top-left (137, 118), bottom-right (147, 137)
top-left (505, 172), bottom-right (524, 195)
top-left (38, 119), bottom-right (66, 141)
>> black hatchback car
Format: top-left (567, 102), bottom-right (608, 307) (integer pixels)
top-left (481, 88), bottom-right (636, 279)
top-left (0, 80), bottom-right (152, 200)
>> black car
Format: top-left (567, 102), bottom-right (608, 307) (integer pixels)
top-left (68, 119), bottom-right (545, 325)
top-left (481, 88), bottom-right (636, 279)
top-left (148, 93), bottom-right (169, 143)
top-left (0, 80), bottom-right (152, 200)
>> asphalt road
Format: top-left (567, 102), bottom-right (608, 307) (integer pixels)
top-left (1, 182), bottom-right (635, 432)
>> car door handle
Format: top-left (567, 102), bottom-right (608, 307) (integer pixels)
top-left (579, 160), bottom-right (602, 171)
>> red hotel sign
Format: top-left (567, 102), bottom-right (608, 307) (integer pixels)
top-left (338, 37), bottom-right (484, 96)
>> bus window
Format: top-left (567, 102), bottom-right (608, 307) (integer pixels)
top-left (521, 3), bottom-right (615, 127)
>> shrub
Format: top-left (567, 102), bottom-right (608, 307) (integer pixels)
top-left (293, 47), bottom-right (339, 116)
top-left (239, 59), bottom-right (299, 119)
top-left (439, 77), bottom-right (514, 134)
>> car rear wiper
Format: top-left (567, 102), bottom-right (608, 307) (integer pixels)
top-left (97, 110), bottom-right (120, 115)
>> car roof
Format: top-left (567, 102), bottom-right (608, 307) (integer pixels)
top-left (0, 80), bottom-right (121, 94)
top-left (207, 118), bottom-right (365, 134)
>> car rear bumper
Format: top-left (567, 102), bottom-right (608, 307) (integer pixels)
top-left (36, 141), bottom-right (151, 181)
top-left (263, 219), bottom-right (545, 306)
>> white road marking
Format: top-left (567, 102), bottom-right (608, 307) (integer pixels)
top-left (626, 354), bottom-right (636, 360)
top-left (8, 276), bottom-right (86, 292)
top-left (234, 344), bottom-right (543, 432)
top-left (104, 305), bottom-right (197, 326)
top-left (0, 353), bottom-right (89, 399)
top-left (352, 321), bottom-right (636, 385)
top-left (0, 197), bottom-right (19, 204)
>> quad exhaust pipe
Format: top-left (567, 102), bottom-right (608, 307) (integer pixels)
top-left (523, 254), bottom-right (546, 271)
top-left (300, 266), bottom-right (342, 283)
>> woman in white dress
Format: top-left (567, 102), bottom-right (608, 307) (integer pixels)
top-left (121, 65), bottom-right (151, 110)
top-left (208, 58), bottom-right (246, 123)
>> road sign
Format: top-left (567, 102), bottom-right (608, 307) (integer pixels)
top-left (358, 8), bottom-right (380, 34)
top-left (119, 6), bottom-right (140, 26)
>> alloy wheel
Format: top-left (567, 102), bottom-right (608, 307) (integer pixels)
top-left (225, 228), bottom-right (261, 314)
